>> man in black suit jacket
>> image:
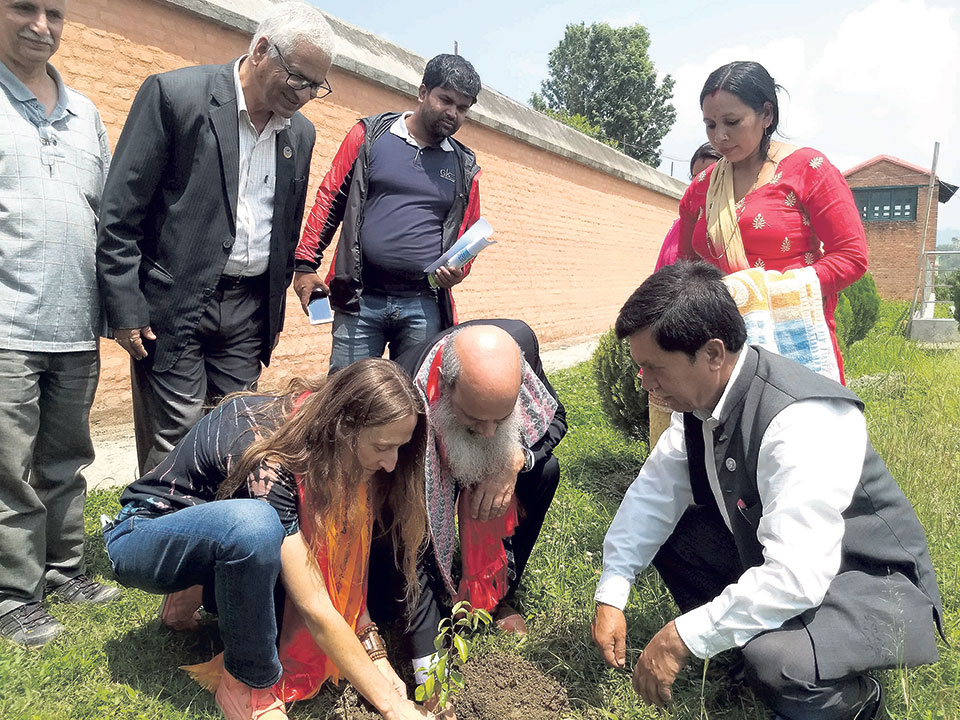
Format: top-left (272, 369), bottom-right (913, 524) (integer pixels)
top-left (369, 319), bottom-right (567, 679)
top-left (96, 4), bottom-right (334, 473)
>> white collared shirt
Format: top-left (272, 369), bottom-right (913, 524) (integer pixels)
top-left (390, 111), bottom-right (454, 152)
top-left (595, 351), bottom-right (867, 659)
top-left (223, 57), bottom-right (290, 277)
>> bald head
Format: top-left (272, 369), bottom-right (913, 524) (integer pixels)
top-left (440, 325), bottom-right (523, 438)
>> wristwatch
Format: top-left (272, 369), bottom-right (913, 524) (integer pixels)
top-left (521, 446), bottom-right (535, 473)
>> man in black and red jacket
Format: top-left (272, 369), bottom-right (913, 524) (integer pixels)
top-left (292, 54), bottom-right (482, 371)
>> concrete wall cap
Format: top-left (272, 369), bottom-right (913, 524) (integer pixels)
top-left (160, 0), bottom-right (687, 200)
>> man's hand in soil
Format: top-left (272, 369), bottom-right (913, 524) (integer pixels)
top-left (469, 447), bottom-right (524, 521)
top-left (592, 602), bottom-right (627, 668)
top-left (632, 620), bottom-right (690, 708)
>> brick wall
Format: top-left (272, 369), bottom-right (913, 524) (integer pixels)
top-left (60, 0), bottom-right (678, 424)
top-left (845, 159), bottom-right (938, 300)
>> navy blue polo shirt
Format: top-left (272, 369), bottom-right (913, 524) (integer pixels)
top-left (359, 116), bottom-right (458, 294)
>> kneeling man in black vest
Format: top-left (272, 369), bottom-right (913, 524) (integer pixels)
top-left (592, 261), bottom-right (942, 720)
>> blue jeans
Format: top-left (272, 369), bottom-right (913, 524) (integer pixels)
top-left (329, 290), bottom-right (442, 372)
top-left (104, 499), bottom-right (285, 688)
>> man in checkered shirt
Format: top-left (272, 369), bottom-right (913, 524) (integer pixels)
top-left (0, 0), bottom-right (120, 649)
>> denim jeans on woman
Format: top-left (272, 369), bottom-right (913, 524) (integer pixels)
top-left (104, 499), bottom-right (285, 688)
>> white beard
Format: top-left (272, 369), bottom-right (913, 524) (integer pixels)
top-left (430, 393), bottom-right (522, 487)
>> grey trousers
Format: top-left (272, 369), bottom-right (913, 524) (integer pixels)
top-left (132, 280), bottom-right (267, 475)
top-left (652, 504), bottom-right (880, 720)
top-left (0, 348), bottom-right (99, 616)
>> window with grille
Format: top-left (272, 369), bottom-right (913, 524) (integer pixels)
top-left (851, 186), bottom-right (918, 222)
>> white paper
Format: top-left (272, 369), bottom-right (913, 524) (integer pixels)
top-left (424, 217), bottom-right (496, 274)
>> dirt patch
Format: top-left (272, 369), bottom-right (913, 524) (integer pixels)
top-left (318, 685), bottom-right (380, 720)
top-left (453, 652), bottom-right (568, 720)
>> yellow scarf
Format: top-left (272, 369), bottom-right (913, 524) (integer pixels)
top-left (704, 157), bottom-right (751, 273)
top-left (705, 144), bottom-right (795, 273)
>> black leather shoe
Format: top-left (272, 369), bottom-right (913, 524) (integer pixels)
top-left (859, 676), bottom-right (884, 719)
top-left (47, 574), bottom-right (121, 604)
top-left (0, 602), bottom-right (64, 648)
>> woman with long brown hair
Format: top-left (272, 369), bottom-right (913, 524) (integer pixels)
top-left (103, 358), bottom-right (432, 720)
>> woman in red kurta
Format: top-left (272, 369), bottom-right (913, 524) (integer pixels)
top-left (677, 61), bottom-right (867, 381)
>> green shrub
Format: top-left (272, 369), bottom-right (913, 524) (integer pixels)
top-left (593, 329), bottom-right (648, 438)
top-left (950, 270), bottom-right (960, 328)
top-left (834, 292), bottom-right (853, 349)
top-left (839, 272), bottom-right (881, 345)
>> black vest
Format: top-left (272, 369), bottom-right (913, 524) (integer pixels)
top-left (683, 346), bottom-right (943, 679)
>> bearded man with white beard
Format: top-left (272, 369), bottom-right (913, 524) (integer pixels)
top-left (367, 319), bottom-right (567, 681)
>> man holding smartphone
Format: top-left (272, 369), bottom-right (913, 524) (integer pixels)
top-left (292, 54), bottom-right (482, 371)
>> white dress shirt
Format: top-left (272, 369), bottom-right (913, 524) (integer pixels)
top-left (223, 58), bottom-right (290, 278)
top-left (595, 350), bottom-right (868, 659)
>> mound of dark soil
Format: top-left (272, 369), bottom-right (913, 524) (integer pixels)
top-left (453, 652), bottom-right (568, 720)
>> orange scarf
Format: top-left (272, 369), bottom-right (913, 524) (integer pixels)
top-left (273, 486), bottom-right (372, 700)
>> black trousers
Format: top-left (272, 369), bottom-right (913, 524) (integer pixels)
top-left (132, 277), bottom-right (267, 474)
top-left (652, 504), bottom-right (881, 720)
top-left (367, 455), bottom-right (561, 658)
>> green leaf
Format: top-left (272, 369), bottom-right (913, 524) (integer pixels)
top-left (434, 634), bottom-right (445, 652)
top-left (534, 21), bottom-right (675, 165)
top-left (439, 688), bottom-right (450, 706)
top-left (451, 670), bottom-right (464, 687)
top-left (424, 674), bottom-right (435, 699)
top-left (415, 685), bottom-right (427, 702)
top-left (453, 634), bottom-right (468, 664)
top-left (436, 655), bottom-right (447, 681)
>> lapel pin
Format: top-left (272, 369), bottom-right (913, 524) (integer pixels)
top-left (725, 458), bottom-right (737, 472)
top-left (283, 146), bottom-right (293, 159)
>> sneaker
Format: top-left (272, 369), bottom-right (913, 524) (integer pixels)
top-left (159, 585), bottom-right (204, 632)
top-left (0, 602), bottom-right (65, 648)
top-left (47, 574), bottom-right (121, 604)
top-left (214, 669), bottom-right (287, 720)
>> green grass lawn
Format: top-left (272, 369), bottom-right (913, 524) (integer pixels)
top-left (2, 300), bottom-right (958, 719)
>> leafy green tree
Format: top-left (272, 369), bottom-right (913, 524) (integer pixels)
top-left (839, 272), bottom-right (881, 345)
top-left (593, 329), bottom-right (649, 438)
top-left (531, 22), bottom-right (675, 166)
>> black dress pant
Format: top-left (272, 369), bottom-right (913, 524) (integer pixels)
top-left (368, 455), bottom-right (561, 658)
top-left (652, 504), bottom-right (882, 720)
top-left (132, 276), bottom-right (267, 474)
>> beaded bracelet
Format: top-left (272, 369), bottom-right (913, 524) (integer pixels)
top-left (357, 622), bottom-right (388, 661)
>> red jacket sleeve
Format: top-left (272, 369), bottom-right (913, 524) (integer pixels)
top-left (455, 169), bottom-right (482, 279)
top-left (294, 122), bottom-right (366, 271)
top-left (799, 151), bottom-right (868, 296)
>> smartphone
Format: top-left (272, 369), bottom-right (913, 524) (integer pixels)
top-left (307, 292), bottom-right (333, 325)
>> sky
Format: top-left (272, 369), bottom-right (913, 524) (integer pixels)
top-left (310, 0), bottom-right (960, 240)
